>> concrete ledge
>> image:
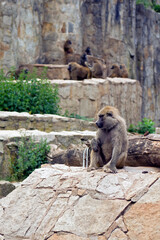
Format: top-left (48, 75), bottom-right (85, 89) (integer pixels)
top-left (22, 64), bottom-right (69, 80)
top-left (0, 111), bottom-right (96, 132)
top-left (51, 78), bottom-right (142, 127)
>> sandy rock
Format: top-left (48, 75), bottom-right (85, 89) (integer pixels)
top-left (0, 165), bottom-right (159, 240)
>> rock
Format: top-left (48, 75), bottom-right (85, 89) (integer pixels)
top-left (0, 181), bottom-right (15, 198)
top-left (0, 164), bottom-right (159, 240)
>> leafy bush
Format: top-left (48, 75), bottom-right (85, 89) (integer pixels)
top-left (128, 118), bottom-right (155, 134)
top-left (0, 68), bottom-right (60, 114)
top-left (153, 4), bottom-right (160, 12)
top-left (136, 0), bottom-right (160, 12)
top-left (10, 136), bottom-right (50, 181)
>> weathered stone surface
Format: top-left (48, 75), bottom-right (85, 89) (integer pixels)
top-left (0, 181), bottom-right (15, 199)
top-left (51, 78), bottom-right (142, 127)
top-left (0, 111), bottom-right (96, 132)
top-left (0, 164), bottom-right (159, 240)
top-left (124, 178), bottom-right (160, 240)
top-left (21, 64), bottom-right (70, 80)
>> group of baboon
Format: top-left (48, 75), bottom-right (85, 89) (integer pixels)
top-left (64, 39), bottom-right (129, 80)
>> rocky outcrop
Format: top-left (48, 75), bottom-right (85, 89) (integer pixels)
top-left (0, 164), bottom-right (160, 240)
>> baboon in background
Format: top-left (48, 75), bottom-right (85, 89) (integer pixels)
top-left (108, 64), bottom-right (121, 78)
top-left (119, 64), bottom-right (129, 78)
top-left (64, 39), bottom-right (74, 54)
top-left (92, 60), bottom-right (105, 78)
top-left (6, 66), bottom-right (29, 79)
top-left (85, 47), bottom-right (92, 55)
top-left (68, 62), bottom-right (92, 80)
top-left (89, 106), bottom-right (128, 173)
top-left (80, 53), bottom-right (89, 67)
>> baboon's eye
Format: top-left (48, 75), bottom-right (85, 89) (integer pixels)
top-left (99, 114), bottom-right (104, 118)
top-left (120, 65), bottom-right (122, 69)
top-left (107, 112), bottom-right (113, 117)
top-left (111, 66), bottom-right (114, 69)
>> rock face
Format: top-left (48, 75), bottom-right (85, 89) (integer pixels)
top-left (0, 0), bottom-right (160, 125)
top-left (0, 164), bottom-right (160, 240)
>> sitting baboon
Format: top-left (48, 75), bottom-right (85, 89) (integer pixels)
top-left (80, 53), bottom-right (89, 67)
top-left (92, 60), bottom-right (105, 78)
top-left (119, 64), bottom-right (129, 78)
top-left (85, 47), bottom-right (92, 55)
top-left (6, 65), bottom-right (29, 79)
top-left (89, 106), bottom-right (128, 173)
top-left (68, 62), bottom-right (92, 80)
top-left (108, 64), bottom-right (121, 78)
top-left (64, 39), bottom-right (74, 54)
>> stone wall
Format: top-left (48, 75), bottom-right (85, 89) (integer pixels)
top-left (0, 0), bottom-right (160, 125)
top-left (52, 78), bottom-right (142, 127)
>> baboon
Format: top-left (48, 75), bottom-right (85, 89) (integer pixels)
top-left (108, 64), bottom-right (121, 78)
top-left (89, 106), bottom-right (128, 173)
top-left (68, 62), bottom-right (92, 80)
top-left (80, 53), bottom-right (88, 67)
top-left (119, 64), bottom-right (129, 78)
top-left (6, 66), bottom-right (29, 79)
top-left (64, 39), bottom-right (74, 54)
top-left (92, 60), bottom-right (104, 78)
top-left (85, 47), bottom-right (92, 55)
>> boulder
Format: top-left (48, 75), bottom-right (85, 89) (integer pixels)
top-left (0, 181), bottom-right (15, 199)
top-left (0, 164), bottom-right (160, 240)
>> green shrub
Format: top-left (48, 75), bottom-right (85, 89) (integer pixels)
top-left (153, 4), bottom-right (160, 12)
top-left (10, 136), bottom-right (50, 181)
top-left (128, 118), bottom-right (155, 134)
top-left (0, 68), bottom-right (60, 114)
top-left (136, 0), bottom-right (152, 8)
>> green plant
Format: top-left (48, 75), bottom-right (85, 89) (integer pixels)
top-left (63, 110), bottom-right (94, 121)
top-left (128, 118), bottom-right (155, 134)
top-left (136, 0), bottom-right (152, 8)
top-left (152, 4), bottom-right (160, 12)
top-left (0, 67), bottom-right (60, 114)
top-left (10, 136), bottom-right (50, 181)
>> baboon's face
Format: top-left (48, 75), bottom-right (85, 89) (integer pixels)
top-left (96, 112), bottom-right (113, 129)
top-left (96, 106), bottom-right (119, 130)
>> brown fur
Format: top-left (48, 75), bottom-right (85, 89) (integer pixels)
top-left (108, 64), bottom-right (121, 78)
top-left (119, 64), bottom-right (129, 78)
top-left (64, 39), bottom-right (74, 54)
top-left (92, 60), bottom-right (106, 78)
top-left (68, 62), bottom-right (92, 80)
top-left (89, 106), bottom-right (128, 173)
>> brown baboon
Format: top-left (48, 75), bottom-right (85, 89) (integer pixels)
top-left (92, 60), bottom-right (105, 78)
top-left (64, 39), bottom-right (74, 54)
top-left (6, 66), bottom-right (29, 79)
top-left (108, 64), bottom-right (121, 78)
top-left (89, 106), bottom-right (128, 173)
top-left (68, 62), bottom-right (92, 80)
top-left (119, 64), bottom-right (129, 78)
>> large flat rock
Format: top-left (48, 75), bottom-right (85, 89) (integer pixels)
top-left (0, 164), bottom-right (159, 240)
